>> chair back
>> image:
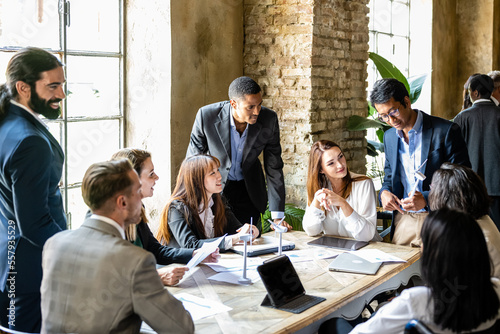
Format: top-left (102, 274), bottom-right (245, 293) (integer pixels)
top-left (405, 319), bottom-right (434, 334)
top-left (0, 325), bottom-right (35, 334)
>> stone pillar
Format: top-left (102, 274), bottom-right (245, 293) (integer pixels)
top-left (244, 0), bottom-right (369, 207)
top-left (432, 0), bottom-right (500, 119)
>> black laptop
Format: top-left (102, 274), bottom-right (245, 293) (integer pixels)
top-left (257, 255), bottom-right (325, 314)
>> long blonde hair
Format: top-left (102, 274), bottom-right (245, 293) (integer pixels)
top-left (110, 148), bottom-right (152, 241)
top-left (156, 154), bottom-right (227, 244)
top-left (306, 140), bottom-right (369, 206)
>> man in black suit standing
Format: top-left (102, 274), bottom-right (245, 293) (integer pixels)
top-left (455, 74), bottom-right (500, 230)
top-left (187, 76), bottom-right (290, 232)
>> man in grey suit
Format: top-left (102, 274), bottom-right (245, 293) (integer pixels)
top-left (187, 76), bottom-right (290, 232)
top-left (41, 160), bottom-right (194, 334)
top-left (455, 74), bottom-right (500, 230)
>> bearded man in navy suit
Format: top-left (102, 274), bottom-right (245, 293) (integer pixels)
top-left (0, 47), bottom-right (67, 332)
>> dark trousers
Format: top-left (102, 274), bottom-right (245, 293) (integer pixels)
top-left (490, 196), bottom-right (500, 231)
top-left (223, 180), bottom-right (262, 233)
top-left (0, 288), bottom-right (41, 333)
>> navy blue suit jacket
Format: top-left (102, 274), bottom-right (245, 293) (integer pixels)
top-left (379, 110), bottom-right (470, 237)
top-left (0, 103), bottom-right (66, 294)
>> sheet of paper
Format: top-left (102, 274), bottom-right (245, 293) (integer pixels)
top-left (175, 293), bottom-right (232, 321)
top-left (208, 269), bottom-right (261, 285)
top-left (349, 249), bottom-right (406, 263)
top-left (204, 257), bottom-right (263, 272)
top-left (312, 248), bottom-right (343, 260)
top-left (186, 234), bottom-right (226, 270)
top-left (284, 249), bottom-right (314, 263)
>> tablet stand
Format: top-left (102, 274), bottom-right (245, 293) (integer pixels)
top-left (238, 234), bottom-right (252, 285)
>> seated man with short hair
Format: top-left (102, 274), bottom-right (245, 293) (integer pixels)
top-left (40, 159), bottom-right (194, 334)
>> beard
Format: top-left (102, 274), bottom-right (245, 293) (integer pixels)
top-left (29, 88), bottom-right (62, 120)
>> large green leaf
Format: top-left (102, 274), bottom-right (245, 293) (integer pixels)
top-left (368, 104), bottom-right (377, 117)
top-left (367, 141), bottom-right (379, 157)
top-left (408, 74), bottom-right (427, 104)
top-left (369, 52), bottom-right (410, 94)
top-left (346, 115), bottom-right (386, 131)
top-left (260, 203), bottom-right (305, 233)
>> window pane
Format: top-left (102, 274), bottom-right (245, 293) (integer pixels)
top-left (0, 0), bottom-right (60, 49)
top-left (66, 0), bottom-right (120, 52)
top-left (373, 0), bottom-right (391, 34)
top-left (375, 33), bottom-right (393, 61)
top-left (64, 187), bottom-right (89, 230)
top-left (392, 2), bottom-right (409, 37)
top-left (66, 120), bottom-right (120, 185)
top-left (66, 56), bottom-right (120, 118)
top-left (393, 36), bottom-right (409, 77)
top-left (0, 52), bottom-right (14, 82)
top-left (47, 122), bottom-right (64, 146)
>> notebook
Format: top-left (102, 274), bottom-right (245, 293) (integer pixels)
top-left (230, 235), bottom-right (295, 257)
top-left (307, 236), bottom-right (368, 251)
top-left (257, 255), bottom-right (326, 314)
top-left (328, 252), bottom-right (382, 275)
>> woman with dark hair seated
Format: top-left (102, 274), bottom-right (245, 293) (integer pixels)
top-left (156, 154), bottom-right (258, 250)
top-left (320, 208), bottom-right (500, 333)
top-left (429, 162), bottom-right (500, 278)
top-left (303, 140), bottom-right (381, 241)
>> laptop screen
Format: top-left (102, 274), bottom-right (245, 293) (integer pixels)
top-left (257, 255), bottom-right (305, 307)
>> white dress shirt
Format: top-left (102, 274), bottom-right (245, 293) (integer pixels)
top-left (302, 175), bottom-right (381, 242)
top-left (350, 278), bottom-right (500, 334)
top-left (90, 214), bottom-right (126, 239)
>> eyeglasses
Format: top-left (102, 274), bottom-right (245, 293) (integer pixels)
top-left (378, 108), bottom-right (400, 122)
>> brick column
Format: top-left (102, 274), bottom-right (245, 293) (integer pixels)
top-left (244, 0), bottom-right (369, 207)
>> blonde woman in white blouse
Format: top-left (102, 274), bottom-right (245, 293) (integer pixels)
top-left (303, 140), bottom-right (381, 242)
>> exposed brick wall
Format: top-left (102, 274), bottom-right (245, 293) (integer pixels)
top-left (244, 0), bottom-right (369, 207)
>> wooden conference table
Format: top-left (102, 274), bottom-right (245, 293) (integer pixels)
top-left (163, 231), bottom-right (421, 334)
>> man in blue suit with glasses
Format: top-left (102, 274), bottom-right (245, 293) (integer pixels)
top-left (370, 78), bottom-right (470, 247)
top-left (0, 47), bottom-right (67, 332)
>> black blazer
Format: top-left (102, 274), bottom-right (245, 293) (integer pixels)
top-left (454, 101), bottom-right (500, 195)
top-left (136, 221), bottom-right (193, 265)
top-left (166, 199), bottom-right (243, 250)
top-left (187, 101), bottom-right (285, 213)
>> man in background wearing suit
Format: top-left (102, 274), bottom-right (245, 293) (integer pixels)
top-left (187, 76), bottom-right (291, 232)
top-left (0, 47), bottom-right (67, 332)
top-left (41, 160), bottom-right (194, 334)
top-left (455, 74), bottom-right (500, 230)
top-left (488, 70), bottom-right (500, 106)
top-left (370, 78), bottom-right (470, 247)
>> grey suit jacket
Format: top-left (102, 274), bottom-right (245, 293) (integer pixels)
top-left (40, 219), bottom-right (194, 334)
top-left (454, 101), bottom-right (500, 195)
top-left (187, 101), bottom-right (285, 213)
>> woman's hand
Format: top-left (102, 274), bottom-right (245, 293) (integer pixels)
top-left (312, 188), bottom-right (346, 211)
top-left (157, 266), bottom-right (189, 286)
top-left (198, 248), bottom-right (220, 263)
top-left (233, 223), bottom-right (259, 244)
